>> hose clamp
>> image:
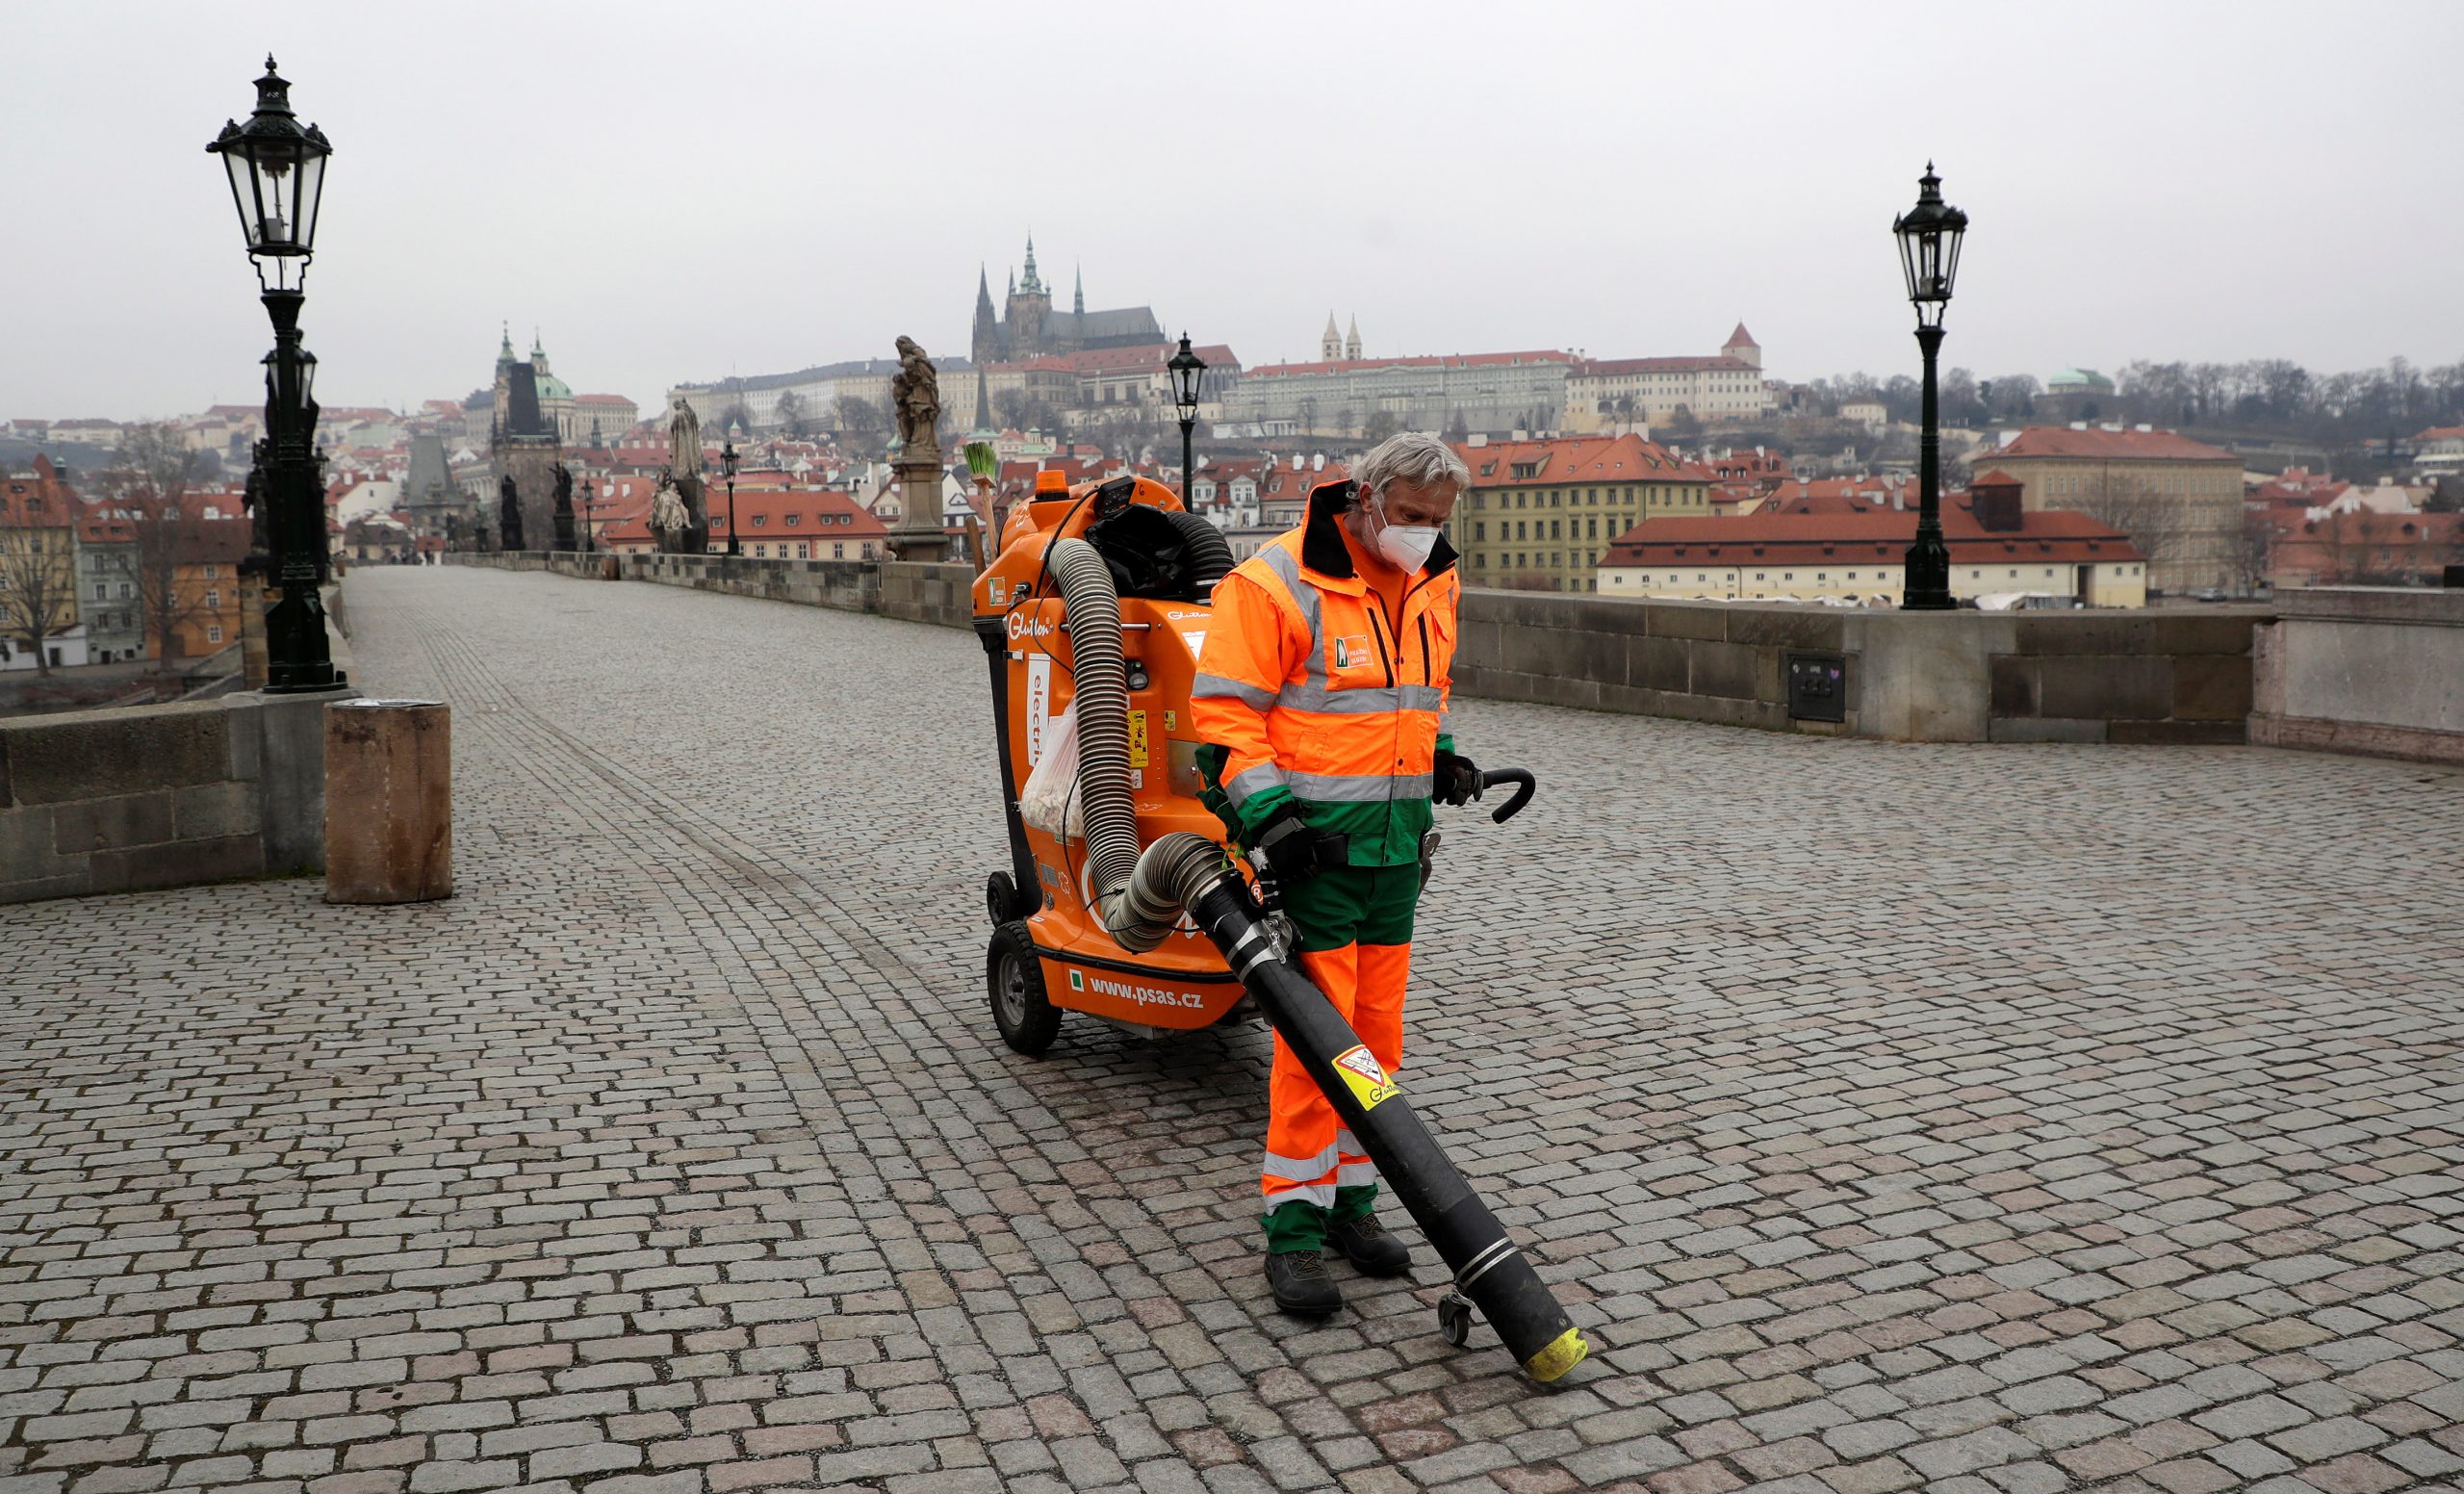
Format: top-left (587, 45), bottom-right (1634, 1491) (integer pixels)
top-left (1453, 1238), bottom-right (1519, 1292)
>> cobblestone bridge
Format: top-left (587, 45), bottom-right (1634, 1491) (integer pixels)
top-left (5, 567), bottom-right (2461, 1494)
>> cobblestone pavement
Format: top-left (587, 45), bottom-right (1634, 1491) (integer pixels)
top-left (6, 566), bottom-right (2461, 1494)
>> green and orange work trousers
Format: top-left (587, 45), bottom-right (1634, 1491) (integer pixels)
top-left (1261, 862), bottom-right (1422, 1253)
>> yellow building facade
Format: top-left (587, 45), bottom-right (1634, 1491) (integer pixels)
top-left (1450, 434), bottom-right (1710, 592)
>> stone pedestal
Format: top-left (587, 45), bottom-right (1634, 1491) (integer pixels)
top-left (323, 698), bottom-right (452, 904)
top-left (887, 453), bottom-right (948, 562)
top-left (679, 475), bottom-right (710, 554)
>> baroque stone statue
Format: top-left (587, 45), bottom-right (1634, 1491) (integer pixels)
top-left (668, 395), bottom-right (704, 476)
top-left (552, 464), bottom-right (578, 552)
top-left (650, 474), bottom-right (690, 548)
top-left (891, 336), bottom-right (941, 454)
top-left (498, 474), bottom-right (525, 552)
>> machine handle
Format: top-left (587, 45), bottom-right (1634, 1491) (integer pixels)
top-left (1477, 768), bottom-right (1535, 824)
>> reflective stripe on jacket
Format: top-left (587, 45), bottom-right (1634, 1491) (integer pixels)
top-left (1191, 479), bottom-right (1461, 868)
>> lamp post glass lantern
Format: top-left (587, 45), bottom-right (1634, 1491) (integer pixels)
top-left (721, 438), bottom-right (740, 556)
top-left (579, 478), bottom-right (598, 553)
top-left (209, 55), bottom-right (344, 691)
top-left (1168, 333), bottom-right (1206, 501)
top-left (1893, 163), bottom-right (1967, 611)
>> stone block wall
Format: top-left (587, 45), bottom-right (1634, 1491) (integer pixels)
top-left (0, 692), bottom-right (339, 904)
top-left (449, 552), bottom-right (976, 630)
top-left (1453, 592), bottom-right (2268, 743)
top-left (448, 554), bottom-right (2270, 745)
top-left (1984, 611), bottom-right (2259, 745)
top-left (2252, 586), bottom-right (2464, 763)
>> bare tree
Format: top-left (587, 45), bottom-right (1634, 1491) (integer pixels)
top-left (102, 423), bottom-right (212, 670)
top-left (774, 390), bottom-right (813, 440)
top-left (833, 394), bottom-right (886, 447)
top-left (0, 481), bottom-right (78, 674)
top-left (1361, 409), bottom-right (1403, 446)
top-left (993, 390), bottom-right (1061, 435)
top-left (2063, 472), bottom-right (2203, 592)
top-left (2237, 507), bottom-right (2277, 594)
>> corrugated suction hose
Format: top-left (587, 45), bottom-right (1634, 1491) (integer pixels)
top-left (1046, 538), bottom-right (1149, 943)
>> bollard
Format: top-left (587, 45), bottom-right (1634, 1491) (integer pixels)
top-left (323, 698), bottom-right (451, 904)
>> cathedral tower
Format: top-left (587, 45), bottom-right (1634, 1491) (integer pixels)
top-left (1322, 313), bottom-right (1341, 362)
top-left (971, 265), bottom-right (1000, 365)
top-left (1006, 235), bottom-right (1051, 354)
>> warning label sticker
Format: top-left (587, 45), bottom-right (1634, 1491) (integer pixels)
top-left (1128, 709), bottom-right (1149, 767)
top-left (1331, 1044), bottom-right (1399, 1111)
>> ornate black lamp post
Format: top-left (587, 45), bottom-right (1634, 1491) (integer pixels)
top-left (1893, 163), bottom-right (1967, 611)
top-left (720, 437), bottom-right (741, 556)
top-left (578, 477), bottom-right (599, 553)
top-left (1168, 333), bottom-right (1206, 501)
top-left (210, 57), bottom-right (345, 690)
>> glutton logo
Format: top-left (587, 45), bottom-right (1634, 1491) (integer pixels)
top-left (1067, 968), bottom-right (1204, 1010)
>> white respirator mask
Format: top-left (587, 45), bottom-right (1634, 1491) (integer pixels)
top-left (1359, 488), bottom-right (1441, 573)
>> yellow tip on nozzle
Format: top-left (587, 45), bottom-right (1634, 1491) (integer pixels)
top-left (1524, 1328), bottom-right (1589, 1383)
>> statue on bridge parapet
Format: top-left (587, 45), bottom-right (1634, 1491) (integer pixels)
top-left (667, 395), bottom-right (704, 477)
top-left (887, 336), bottom-right (948, 561)
top-left (499, 475), bottom-right (526, 552)
top-left (664, 396), bottom-right (710, 552)
top-left (552, 462), bottom-right (578, 552)
top-left (650, 474), bottom-right (692, 552)
top-left (891, 336), bottom-right (942, 458)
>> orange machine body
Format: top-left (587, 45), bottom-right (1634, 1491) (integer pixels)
top-left (970, 477), bottom-right (1247, 1031)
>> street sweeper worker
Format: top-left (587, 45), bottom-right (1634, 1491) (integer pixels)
top-left (1190, 431), bottom-right (1480, 1316)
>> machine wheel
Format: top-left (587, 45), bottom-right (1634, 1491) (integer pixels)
top-left (1437, 1291), bottom-right (1475, 1348)
top-left (987, 871), bottom-right (1023, 924)
top-left (988, 921), bottom-right (1062, 1056)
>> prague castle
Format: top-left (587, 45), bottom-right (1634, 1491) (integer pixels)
top-left (970, 236), bottom-right (1164, 365)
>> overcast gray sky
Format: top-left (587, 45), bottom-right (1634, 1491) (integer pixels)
top-left (11, 0), bottom-right (2458, 422)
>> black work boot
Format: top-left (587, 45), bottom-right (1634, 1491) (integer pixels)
top-left (1326, 1215), bottom-right (1412, 1276)
top-left (1265, 1249), bottom-right (1344, 1316)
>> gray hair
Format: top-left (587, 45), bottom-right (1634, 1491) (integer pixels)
top-left (1353, 431), bottom-right (1471, 503)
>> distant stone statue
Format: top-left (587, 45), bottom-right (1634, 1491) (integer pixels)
top-left (668, 395), bottom-right (704, 476)
top-left (891, 336), bottom-right (941, 454)
top-left (499, 475), bottom-right (525, 551)
top-left (650, 474), bottom-right (690, 547)
top-left (552, 462), bottom-right (577, 551)
top-left (243, 444), bottom-right (270, 563)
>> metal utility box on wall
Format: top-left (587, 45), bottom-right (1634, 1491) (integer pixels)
top-left (1787, 653), bottom-right (1848, 722)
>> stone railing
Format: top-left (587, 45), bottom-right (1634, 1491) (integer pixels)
top-left (2253, 586), bottom-right (2464, 763)
top-left (451, 552), bottom-right (2267, 745)
top-left (1456, 591), bottom-right (2267, 743)
top-left (450, 551), bottom-right (977, 629)
top-left (1, 689), bottom-right (344, 904)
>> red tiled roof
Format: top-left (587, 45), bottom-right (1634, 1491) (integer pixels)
top-left (1993, 426), bottom-right (2238, 461)
top-left (1574, 355), bottom-right (1757, 377)
top-left (1452, 433), bottom-right (1707, 486)
top-left (1725, 322), bottom-right (1758, 348)
top-left (1245, 350), bottom-right (1576, 378)
top-left (1260, 462), bottom-right (1348, 501)
top-left (600, 487), bottom-right (885, 546)
top-left (1603, 501), bottom-right (2144, 568)
top-left (2413, 425), bottom-right (2464, 442)
top-left (1044, 343), bottom-right (1241, 376)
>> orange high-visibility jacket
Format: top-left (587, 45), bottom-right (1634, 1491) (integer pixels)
top-left (1191, 478), bottom-right (1461, 867)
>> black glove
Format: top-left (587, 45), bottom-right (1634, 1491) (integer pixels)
top-left (1433, 750), bottom-right (1481, 808)
top-left (1252, 804), bottom-right (1344, 884)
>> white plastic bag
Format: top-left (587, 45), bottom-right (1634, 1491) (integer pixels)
top-left (1018, 699), bottom-right (1086, 841)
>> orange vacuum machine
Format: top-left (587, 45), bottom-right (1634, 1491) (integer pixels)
top-left (969, 471), bottom-right (1586, 1382)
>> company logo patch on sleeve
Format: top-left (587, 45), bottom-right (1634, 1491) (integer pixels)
top-left (1331, 1044), bottom-right (1399, 1110)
